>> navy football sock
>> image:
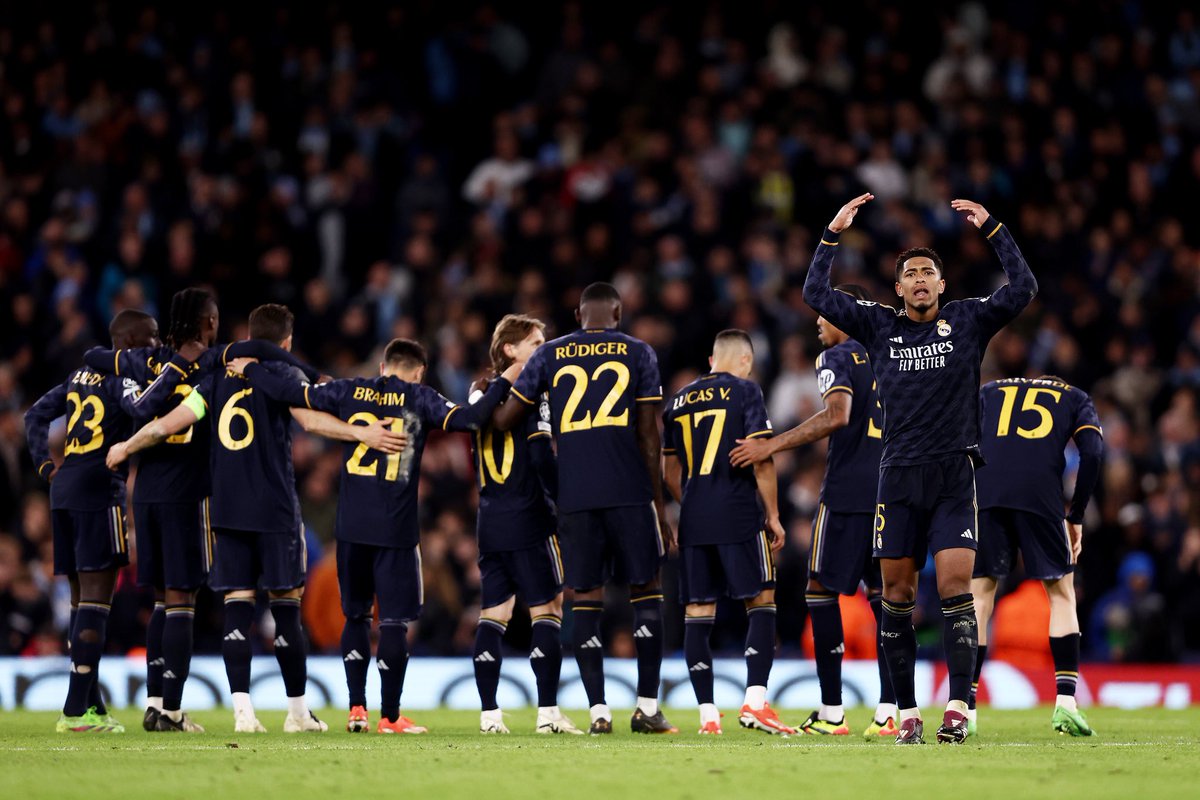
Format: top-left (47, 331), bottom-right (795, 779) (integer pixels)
top-left (341, 615), bottom-right (371, 709)
top-left (65, 602), bottom-right (110, 717)
top-left (970, 644), bottom-right (988, 710)
top-left (880, 599), bottom-right (918, 709)
top-left (869, 594), bottom-right (896, 706)
top-left (941, 593), bottom-right (978, 704)
top-left (70, 605), bottom-right (107, 714)
top-left (571, 600), bottom-right (606, 707)
top-left (162, 604), bottom-right (195, 713)
top-left (377, 621), bottom-right (409, 722)
top-left (807, 591), bottom-right (843, 706)
top-left (684, 615), bottom-right (715, 705)
top-left (630, 591), bottom-right (664, 701)
top-left (1050, 634), bottom-right (1081, 697)
top-left (473, 618), bottom-right (506, 711)
top-left (221, 598), bottom-right (255, 695)
top-left (745, 604), bottom-right (777, 689)
top-left (530, 615), bottom-right (563, 708)
top-left (269, 598), bottom-right (308, 699)
top-left (145, 602), bottom-right (166, 700)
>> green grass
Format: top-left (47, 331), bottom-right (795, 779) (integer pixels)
top-left (3, 707), bottom-right (1197, 799)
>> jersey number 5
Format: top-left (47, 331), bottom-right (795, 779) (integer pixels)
top-left (554, 361), bottom-right (630, 432)
top-left (346, 412), bottom-right (404, 481)
top-left (995, 386), bottom-right (1061, 440)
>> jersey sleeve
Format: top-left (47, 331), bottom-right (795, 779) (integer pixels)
top-left (223, 340), bottom-right (321, 382)
top-left (23, 381), bottom-right (69, 479)
top-left (510, 346), bottom-right (549, 406)
top-left (635, 342), bottom-right (663, 403)
top-left (969, 219), bottom-right (1039, 336)
top-left (661, 404), bottom-right (678, 456)
top-left (83, 346), bottom-right (162, 383)
top-left (814, 347), bottom-right (855, 402)
top-left (742, 381), bottom-right (773, 439)
top-left (1071, 392), bottom-right (1103, 441)
top-left (298, 380), bottom-right (350, 415)
top-left (439, 378), bottom-right (512, 431)
top-left (106, 374), bottom-right (152, 418)
top-left (803, 229), bottom-right (893, 344)
top-left (528, 393), bottom-right (552, 441)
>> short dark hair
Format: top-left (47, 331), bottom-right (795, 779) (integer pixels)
top-left (580, 282), bottom-right (621, 304)
top-left (1037, 375), bottom-right (1068, 385)
top-left (714, 328), bottom-right (754, 354)
top-left (248, 304), bottom-right (294, 343)
top-left (895, 247), bottom-right (943, 282)
top-left (490, 314), bottom-right (545, 373)
top-left (166, 287), bottom-right (216, 349)
top-left (384, 338), bottom-right (428, 369)
top-left (109, 309), bottom-right (154, 341)
top-left (834, 283), bottom-right (870, 302)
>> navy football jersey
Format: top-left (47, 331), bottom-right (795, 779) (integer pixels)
top-left (241, 364), bottom-right (512, 548)
top-left (804, 219), bottom-right (1037, 467)
top-left (662, 373), bottom-right (773, 545)
top-left (24, 367), bottom-right (150, 511)
top-left (511, 328), bottom-right (662, 514)
top-left (473, 386), bottom-right (557, 553)
top-left (816, 340), bottom-right (884, 513)
top-left (975, 378), bottom-right (1103, 519)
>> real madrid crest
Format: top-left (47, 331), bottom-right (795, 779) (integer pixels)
top-left (937, 320), bottom-right (952, 337)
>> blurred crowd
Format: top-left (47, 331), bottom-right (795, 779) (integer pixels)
top-left (2, 1), bottom-right (1199, 667)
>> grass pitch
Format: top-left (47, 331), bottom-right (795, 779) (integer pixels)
top-left (2, 706), bottom-right (1197, 799)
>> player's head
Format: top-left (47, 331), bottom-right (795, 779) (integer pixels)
top-left (818, 284), bottom-right (869, 346)
top-left (577, 281), bottom-right (621, 329)
top-left (248, 304), bottom-right (294, 349)
top-left (490, 314), bottom-right (546, 374)
top-left (109, 309), bottom-right (160, 350)
top-left (710, 329), bottom-right (754, 378)
top-left (166, 287), bottom-right (219, 349)
top-left (382, 338), bottom-right (428, 382)
top-left (894, 247), bottom-right (945, 314)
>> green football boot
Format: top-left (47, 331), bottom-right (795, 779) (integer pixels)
top-left (1051, 705), bottom-right (1094, 737)
top-left (56, 706), bottom-right (124, 733)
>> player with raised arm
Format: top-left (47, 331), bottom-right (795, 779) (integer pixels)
top-left (970, 377), bottom-right (1103, 738)
top-left (107, 304), bottom-right (403, 734)
top-left (24, 310), bottom-right (176, 733)
top-left (729, 287), bottom-right (897, 738)
top-left (803, 193), bottom-right (1037, 744)
top-left (490, 282), bottom-right (677, 735)
top-left (469, 315), bottom-right (581, 735)
top-left (231, 337), bottom-right (518, 735)
top-left (662, 330), bottom-right (790, 736)
top-left (82, 288), bottom-right (316, 733)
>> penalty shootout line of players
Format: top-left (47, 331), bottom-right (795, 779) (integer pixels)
top-left (23, 197), bottom-right (1100, 744)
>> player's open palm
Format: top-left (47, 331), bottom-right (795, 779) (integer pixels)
top-left (951, 198), bottom-right (990, 228)
top-left (828, 192), bottom-right (874, 233)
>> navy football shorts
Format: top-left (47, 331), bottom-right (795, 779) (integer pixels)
top-left (873, 453), bottom-right (979, 560)
top-left (210, 526), bottom-right (307, 592)
top-left (974, 508), bottom-right (1074, 580)
top-left (809, 507), bottom-right (882, 596)
top-left (679, 530), bottom-right (776, 605)
top-left (132, 500), bottom-right (213, 591)
top-left (479, 536), bottom-right (565, 609)
top-left (337, 539), bottom-right (423, 624)
top-left (51, 507), bottom-right (129, 574)
top-left (558, 503), bottom-right (665, 590)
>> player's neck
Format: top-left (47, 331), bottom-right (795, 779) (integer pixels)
top-left (578, 318), bottom-right (618, 331)
top-left (904, 301), bottom-right (940, 323)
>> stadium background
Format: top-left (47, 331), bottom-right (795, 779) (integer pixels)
top-left (0, 0), bottom-right (1197, 690)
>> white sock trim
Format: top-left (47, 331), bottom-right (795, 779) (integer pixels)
top-left (231, 692), bottom-right (253, 717)
top-left (1056, 694), bottom-right (1078, 712)
top-left (147, 696), bottom-right (163, 712)
top-left (286, 696), bottom-right (309, 719)
top-left (819, 704), bottom-right (844, 722)
top-left (636, 696), bottom-right (659, 716)
top-left (946, 699), bottom-right (968, 714)
top-left (589, 703), bottom-right (611, 723)
top-left (899, 706), bottom-right (921, 721)
top-left (743, 685), bottom-right (767, 710)
top-left (875, 703), bottom-right (898, 722)
top-left (699, 703), bottom-right (720, 724)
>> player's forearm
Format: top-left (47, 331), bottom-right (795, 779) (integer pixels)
top-left (491, 394), bottom-right (528, 431)
top-left (770, 406), bottom-right (847, 453)
top-left (125, 419), bottom-right (172, 456)
top-left (638, 424), bottom-right (667, 510)
top-left (802, 230), bottom-right (840, 316)
top-left (291, 408), bottom-right (359, 442)
top-left (754, 459), bottom-right (781, 518)
top-left (24, 386), bottom-right (67, 474)
top-left (126, 361), bottom-right (186, 419)
top-left (446, 378), bottom-right (511, 432)
top-left (663, 456), bottom-right (683, 504)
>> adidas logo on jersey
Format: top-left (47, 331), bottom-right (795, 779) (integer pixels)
top-left (224, 630), bottom-right (246, 642)
top-left (344, 650), bottom-right (364, 662)
top-left (474, 651), bottom-right (496, 663)
top-left (530, 647), bottom-right (546, 659)
top-left (580, 636), bottom-right (603, 649)
top-left (274, 635), bottom-right (289, 648)
top-left (890, 336), bottom-right (904, 343)
top-left (633, 625), bottom-right (654, 639)
top-left (961, 529), bottom-right (974, 539)
top-left (689, 662), bottom-right (710, 672)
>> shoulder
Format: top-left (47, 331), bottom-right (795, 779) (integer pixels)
top-left (735, 376), bottom-right (766, 400)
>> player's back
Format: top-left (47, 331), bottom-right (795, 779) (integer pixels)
top-left (663, 372), bottom-right (772, 545)
top-left (516, 328), bottom-right (662, 513)
top-left (975, 377), bottom-right (1102, 519)
top-left (817, 340), bottom-right (883, 513)
top-left (206, 361), bottom-right (302, 533)
top-left (473, 384), bottom-right (555, 552)
top-left (52, 367), bottom-right (139, 511)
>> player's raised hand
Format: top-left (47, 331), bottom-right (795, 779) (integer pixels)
top-left (106, 442), bottom-right (130, 470)
top-left (766, 515), bottom-right (786, 553)
top-left (226, 357), bottom-right (257, 375)
top-left (1067, 521), bottom-right (1083, 561)
top-left (359, 417), bottom-right (407, 454)
top-left (827, 193), bottom-right (874, 233)
top-left (729, 437), bottom-right (774, 468)
top-left (951, 198), bottom-right (990, 228)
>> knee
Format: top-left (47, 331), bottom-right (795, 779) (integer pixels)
top-left (530, 595), bottom-right (562, 620)
top-left (685, 602), bottom-right (717, 618)
top-left (1044, 576), bottom-right (1076, 605)
top-left (226, 589), bottom-right (256, 602)
top-left (883, 584), bottom-right (916, 604)
top-left (269, 587), bottom-right (303, 601)
top-left (937, 575), bottom-right (971, 599)
top-left (747, 589), bottom-right (776, 608)
top-left (483, 596), bottom-right (517, 624)
top-left (630, 579), bottom-right (661, 594)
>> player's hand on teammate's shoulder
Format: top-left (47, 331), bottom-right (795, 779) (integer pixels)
top-left (827, 192), bottom-right (874, 233)
top-left (226, 357), bottom-right (257, 375)
top-left (499, 361), bottom-right (523, 384)
top-left (729, 437), bottom-right (773, 468)
top-left (766, 516), bottom-right (786, 553)
top-left (106, 442), bottom-right (129, 470)
top-left (176, 339), bottom-right (207, 362)
top-left (357, 417), bottom-right (407, 454)
top-left (950, 198), bottom-right (990, 229)
top-left (470, 376), bottom-right (491, 395)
